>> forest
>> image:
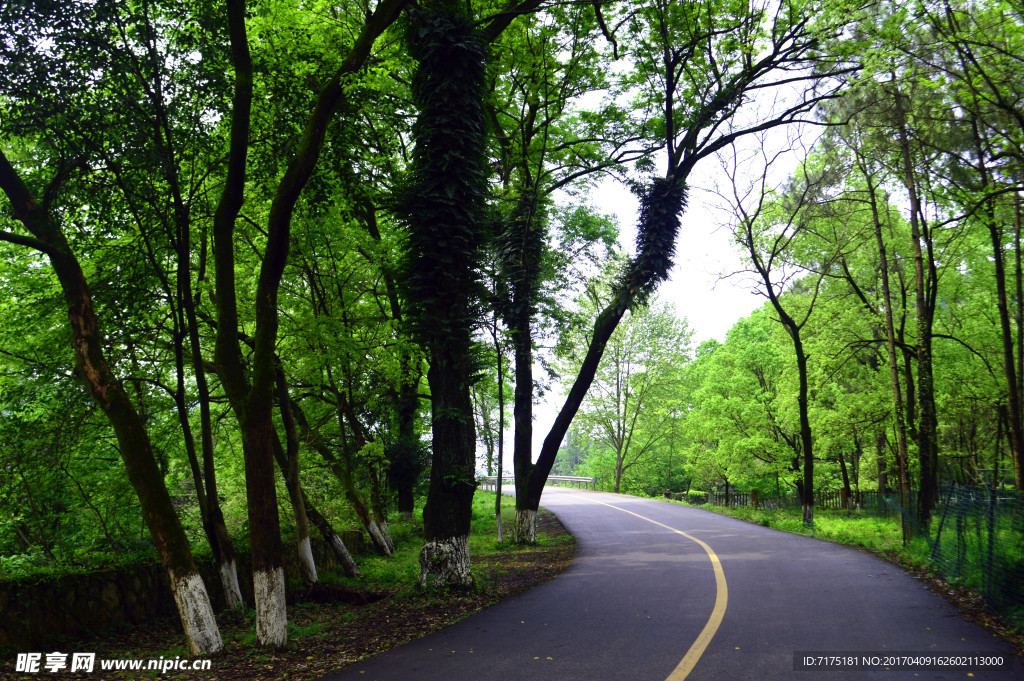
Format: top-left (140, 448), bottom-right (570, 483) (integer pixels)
top-left (1, 0), bottom-right (1023, 656)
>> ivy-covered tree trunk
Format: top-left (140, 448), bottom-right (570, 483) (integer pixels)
top-left (0, 152), bottom-right (223, 655)
top-left (499, 198), bottom-right (545, 544)
top-left (390, 369), bottom-right (425, 518)
top-left (402, 5), bottom-right (489, 588)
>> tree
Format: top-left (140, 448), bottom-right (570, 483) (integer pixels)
top-left (720, 135), bottom-right (868, 525)
top-left (0, 150), bottom-right (225, 654)
top-left (484, 2), bottom-right (642, 542)
top-left (684, 311), bottom-right (805, 498)
top-left (558, 292), bottom-right (691, 493)
top-left (209, 0), bottom-right (407, 644)
top-left (519, 0), bottom-right (856, 541)
top-left (400, 3), bottom-right (491, 589)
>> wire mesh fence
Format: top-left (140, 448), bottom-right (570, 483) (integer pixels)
top-left (679, 483), bottom-right (1023, 627)
top-left (929, 485), bottom-right (1024, 628)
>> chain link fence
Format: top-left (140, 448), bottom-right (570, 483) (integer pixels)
top-left (928, 485), bottom-right (1024, 628)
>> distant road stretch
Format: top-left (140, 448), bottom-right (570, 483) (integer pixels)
top-left (321, 488), bottom-right (1023, 681)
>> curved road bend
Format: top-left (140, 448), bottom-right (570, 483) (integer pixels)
top-left (320, 488), bottom-right (1023, 681)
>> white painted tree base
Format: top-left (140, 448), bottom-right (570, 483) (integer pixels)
top-left (254, 567), bottom-right (288, 648)
top-left (297, 536), bottom-right (318, 584)
top-left (368, 520), bottom-right (393, 557)
top-left (514, 508), bottom-right (537, 544)
top-left (171, 572), bottom-right (224, 655)
top-left (418, 535), bottom-right (472, 588)
top-left (219, 559), bottom-right (244, 609)
top-left (328, 531), bottom-right (360, 578)
top-left (378, 519), bottom-right (395, 554)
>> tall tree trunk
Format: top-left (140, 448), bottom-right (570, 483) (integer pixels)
top-left (209, 0), bottom-right (288, 647)
top-left (403, 5), bottom-right (488, 588)
top-left (972, 121), bottom-right (1024, 489)
top-left (892, 82), bottom-right (938, 528)
top-left (490, 312), bottom-right (506, 543)
top-left (876, 430), bottom-right (888, 494)
top-left (511, 313), bottom-right (536, 542)
top-left (213, 0), bottom-right (407, 646)
top-left (793, 333), bottom-right (815, 527)
top-left (524, 178), bottom-right (687, 537)
top-left (275, 368), bottom-right (318, 586)
top-left (1015, 196), bottom-right (1024, 487)
top-left (841, 434), bottom-right (854, 510)
top-left (357, 204), bottom-right (425, 517)
top-left (135, 6), bottom-right (245, 610)
top-left (498, 194), bottom-right (545, 544)
top-left (866, 174), bottom-right (912, 496)
top-left (419, 345), bottom-right (477, 588)
top-left (170, 354), bottom-right (244, 608)
top-left (390, 363), bottom-right (425, 519)
top-left (178, 210), bottom-right (244, 609)
top-left (0, 152), bottom-right (223, 655)
top-left (163, 235), bottom-right (244, 609)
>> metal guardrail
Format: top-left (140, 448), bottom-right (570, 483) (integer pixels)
top-left (479, 475), bottom-right (597, 491)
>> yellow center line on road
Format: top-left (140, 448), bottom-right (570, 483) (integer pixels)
top-left (571, 493), bottom-right (728, 681)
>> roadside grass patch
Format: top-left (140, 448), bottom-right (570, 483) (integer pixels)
top-left (671, 501), bottom-right (924, 556)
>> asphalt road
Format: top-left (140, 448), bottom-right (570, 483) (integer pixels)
top-left (320, 488), bottom-right (1023, 681)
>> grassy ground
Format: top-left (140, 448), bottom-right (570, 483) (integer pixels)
top-left (1, 495), bottom-right (574, 680)
top-left (674, 500), bottom-right (1024, 654)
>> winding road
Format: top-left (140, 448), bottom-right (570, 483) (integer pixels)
top-left (321, 488), bottom-right (1022, 680)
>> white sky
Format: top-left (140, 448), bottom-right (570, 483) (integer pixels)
top-left (586, 175), bottom-right (765, 345)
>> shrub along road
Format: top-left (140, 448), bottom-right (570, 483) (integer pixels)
top-left (321, 488), bottom-right (1023, 681)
